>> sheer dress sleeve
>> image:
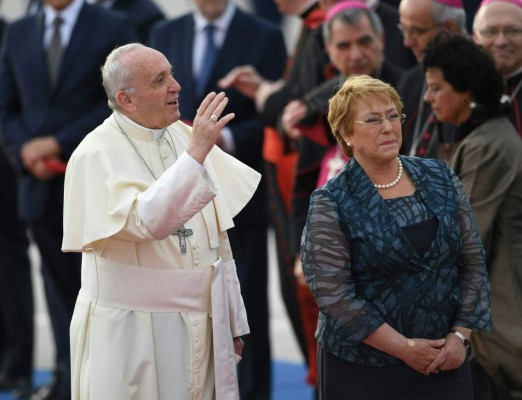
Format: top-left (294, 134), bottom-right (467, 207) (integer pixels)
top-left (451, 170), bottom-right (492, 331)
top-left (301, 190), bottom-right (386, 348)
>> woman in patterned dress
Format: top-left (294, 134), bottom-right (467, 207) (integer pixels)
top-left (301, 74), bottom-right (492, 399)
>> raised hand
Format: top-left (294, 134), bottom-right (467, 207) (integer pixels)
top-left (188, 91), bottom-right (235, 164)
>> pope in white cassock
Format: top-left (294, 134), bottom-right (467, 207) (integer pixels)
top-left (61, 43), bottom-right (261, 400)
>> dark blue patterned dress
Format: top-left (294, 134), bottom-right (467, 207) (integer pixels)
top-left (302, 156), bottom-right (492, 399)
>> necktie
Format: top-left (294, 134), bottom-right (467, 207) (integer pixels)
top-left (196, 25), bottom-right (217, 95)
top-left (47, 16), bottom-right (64, 86)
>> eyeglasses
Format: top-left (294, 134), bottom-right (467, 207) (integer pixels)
top-left (353, 113), bottom-right (406, 127)
top-left (477, 27), bottom-right (522, 40)
top-left (397, 23), bottom-right (438, 40)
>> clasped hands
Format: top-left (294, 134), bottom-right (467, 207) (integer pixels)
top-left (21, 136), bottom-right (61, 181)
top-left (402, 332), bottom-right (467, 376)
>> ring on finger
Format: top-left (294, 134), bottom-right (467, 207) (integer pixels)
top-left (210, 114), bottom-right (218, 122)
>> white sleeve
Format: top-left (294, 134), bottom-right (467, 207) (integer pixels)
top-left (136, 151), bottom-right (218, 239)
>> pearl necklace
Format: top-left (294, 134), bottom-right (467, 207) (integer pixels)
top-left (374, 157), bottom-right (403, 190)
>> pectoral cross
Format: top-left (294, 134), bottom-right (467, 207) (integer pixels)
top-left (173, 226), bottom-right (193, 254)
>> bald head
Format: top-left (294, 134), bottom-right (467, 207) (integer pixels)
top-left (473, 1), bottom-right (522, 75)
top-left (399, 0), bottom-right (466, 62)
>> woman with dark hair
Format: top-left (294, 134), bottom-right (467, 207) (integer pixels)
top-left (423, 32), bottom-right (522, 398)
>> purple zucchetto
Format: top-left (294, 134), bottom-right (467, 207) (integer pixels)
top-left (432, 0), bottom-right (464, 7)
top-left (325, 1), bottom-right (371, 21)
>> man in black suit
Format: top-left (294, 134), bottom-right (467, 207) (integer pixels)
top-left (364, 0), bottom-right (416, 69)
top-left (0, 11), bottom-right (34, 398)
top-left (26, 0), bottom-right (165, 43)
top-left (150, 1), bottom-right (287, 398)
top-left (0, 1), bottom-right (136, 399)
top-left (397, 0), bottom-right (466, 158)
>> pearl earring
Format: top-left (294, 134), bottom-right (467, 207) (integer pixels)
top-left (346, 141), bottom-right (351, 147)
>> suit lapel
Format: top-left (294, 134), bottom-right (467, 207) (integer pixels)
top-left (57, 4), bottom-right (91, 86)
top-left (212, 10), bottom-right (243, 78)
top-left (27, 13), bottom-right (51, 94)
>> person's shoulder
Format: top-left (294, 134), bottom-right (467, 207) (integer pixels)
top-left (113, 0), bottom-right (165, 16)
top-left (319, 162), bottom-right (352, 194)
top-left (396, 67), bottom-right (423, 104)
top-left (375, 1), bottom-right (399, 19)
top-left (5, 13), bottom-right (36, 31)
top-left (171, 120), bottom-right (193, 138)
top-left (403, 155), bottom-right (445, 166)
top-left (151, 12), bottom-right (190, 34)
top-left (71, 117), bottom-right (123, 160)
top-left (402, 156), bottom-right (451, 175)
top-left (2, 15), bottom-right (39, 49)
top-left (397, 64), bottom-right (422, 85)
top-left (475, 116), bottom-right (518, 138)
top-left (233, 7), bottom-right (282, 33)
top-left (381, 60), bottom-right (403, 88)
top-left (83, 2), bottom-right (132, 25)
top-left (468, 116), bottom-right (522, 154)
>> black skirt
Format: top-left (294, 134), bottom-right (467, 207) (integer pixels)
top-left (318, 345), bottom-right (473, 400)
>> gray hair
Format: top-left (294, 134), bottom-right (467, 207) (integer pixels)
top-left (323, 8), bottom-right (384, 43)
top-left (101, 43), bottom-right (145, 111)
top-left (431, 1), bottom-right (467, 35)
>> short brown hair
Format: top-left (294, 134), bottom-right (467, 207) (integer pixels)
top-left (328, 74), bottom-right (403, 157)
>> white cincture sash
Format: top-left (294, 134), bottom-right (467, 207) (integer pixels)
top-left (80, 252), bottom-right (239, 400)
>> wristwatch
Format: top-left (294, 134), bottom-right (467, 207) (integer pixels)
top-left (451, 330), bottom-right (470, 350)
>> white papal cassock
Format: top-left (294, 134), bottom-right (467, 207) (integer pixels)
top-left (62, 112), bottom-right (261, 400)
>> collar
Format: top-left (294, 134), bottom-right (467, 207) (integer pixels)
top-left (504, 64), bottom-right (522, 80)
top-left (44, 0), bottom-right (84, 28)
top-left (194, 2), bottom-right (236, 33)
top-left (454, 105), bottom-right (507, 141)
top-left (116, 112), bottom-right (166, 140)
